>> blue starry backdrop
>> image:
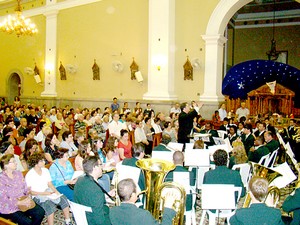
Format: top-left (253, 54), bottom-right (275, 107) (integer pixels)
top-left (222, 60), bottom-right (300, 107)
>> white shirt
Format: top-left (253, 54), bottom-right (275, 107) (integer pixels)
top-left (134, 127), bottom-right (147, 143)
top-left (108, 120), bottom-right (127, 137)
top-left (218, 108), bottom-right (227, 121)
top-left (236, 107), bottom-right (250, 120)
top-left (25, 168), bottom-right (52, 192)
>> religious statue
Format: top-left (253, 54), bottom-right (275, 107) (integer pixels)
top-left (183, 56), bottom-right (193, 80)
top-left (130, 57), bottom-right (139, 80)
top-left (92, 59), bottom-right (100, 80)
top-left (59, 61), bottom-right (67, 80)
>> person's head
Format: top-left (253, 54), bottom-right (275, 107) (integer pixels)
top-left (220, 103), bottom-right (226, 109)
top-left (24, 138), bottom-right (39, 154)
top-left (105, 136), bottom-right (118, 150)
top-left (78, 140), bottom-right (91, 157)
top-left (258, 123), bottom-right (266, 132)
top-left (112, 113), bottom-right (119, 122)
top-left (163, 121), bottom-right (172, 129)
top-left (213, 149), bottom-right (228, 166)
top-left (83, 156), bottom-right (103, 177)
top-left (5, 117), bottom-right (14, 128)
top-left (180, 102), bottom-right (190, 113)
top-left (92, 137), bottom-right (103, 151)
top-left (0, 141), bottom-right (14, 155)
top-left (231, 142), bottom-right (248, 164)
top-left (88, 128), bottom-right (98, 139)
top-left (144, 117), bottom-right (151, 125)
top-left (193, 140), bottom-right (204, 149)
top-left (23, 127), bottom-right (35, 139)
top-left (45, 133), bottom-right (57, 147)
top-left (28, 152), bottom-right (45, 168)
top-left (62, 131), bottom-right (73, 142)
top-left (289, 119), bottom-right (295, 126)
top-left (205, 122), bottom-right (212, 131)
top-left (56, 112), bottom-right (63, 120)
top-left (264, 131), bottom-right (273, 142)
top-left (249, 176), bottom-right (269, 202)
top-left (173, 151), bottom-right (184, 165)
top-left (75, 131), bottom-right (85, 143)
top-left (120, 129), bottom-right (129, 140)
top-left (136, 102), bottom-right (140, 107)
top-left (117, 178), bottom-right (137, 203)
top-left (223, 117), bottom-right (229, 125)
top-left (113, 97), bottom-right (118, 103)
top-left (132, 143), bottom-right (145, 158)
top-left (243, 123), bottom-right (252, 135)
top-left (254, 135), bottom-right (265, 146)
top-left (161, 133), bottom-right (171, 145)
top-left (0, 154), bottom-right (16, 171)
top-left (240, 102), bottom-right (246, 108)
top-left (20, 118), bottom-right (27, 127)
top-left (136, 119), bottom-right (143, 128)
top-left (42, 126), bottom-right (52, 136)
top-left (264, 117), bottom-right (270, 125)
top-left (229, 125), bottom-right (237, 135)
top-left (54, 147), bottom-right (69, 160)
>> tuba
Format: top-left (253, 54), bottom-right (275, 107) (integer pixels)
top-left (136, 158), bottom-right (186, 225)
top-left (243, 162), bottom-right (282, 208)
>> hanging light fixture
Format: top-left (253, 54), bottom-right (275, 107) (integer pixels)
top-left (266, 0), bottom-right (279, 60)
top-left (0, 0), bottom-right (38, 37)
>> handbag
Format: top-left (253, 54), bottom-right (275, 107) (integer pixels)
top-left (54, 163), bottom-right (75, 191)
top-left (17, 196), bottom-right (36, 212)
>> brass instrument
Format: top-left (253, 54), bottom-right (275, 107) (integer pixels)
top-left (137, 158), bottom-right (186, 225)
top-left (154, 182), bottom-right (186, 225)
top-left (243, 163), bottom-right (282, 208)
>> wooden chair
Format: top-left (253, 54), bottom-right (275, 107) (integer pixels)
top-left (52, 122), bottom-right (57, 135)
top-left (86, 126), bottom-right (92, 139)
top-left (69, 157), bottom-right (76, 170)
top-left (129, 130), bottom-right (135, 145)
top-left (69, 124), bottom-right (75, 137)
top-left (152, 133), bottom-right (162, 148)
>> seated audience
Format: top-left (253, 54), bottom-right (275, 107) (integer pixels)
top-left (25, 153), bottom-right (72, 225)
top-left (44, 133), bottom-right (60, 164)
top-left (49, 148), bottom-right (76, 201)
top-left (60, 131), bottom-right (78, 157)
top-left (230, 176), bottom-right (284, 225)
top-left (74, 156), bottom-right (115, 225)
top-left (103, 136), bottom-right (120, 165)
top-left (20, 139), bottom-right (40, 171)
top-left (134, 119), bottom-right (149, 146)
top-left (219, 117), bottom-right (230, 132)
top-left (253, 121), bottom-right (266, 138)
top-left (108, 113), bottom-right (127, 139)
top-left (118, 129), bottom-right (133, 160)
top-left (0, 154), bottom-right (45, 225)
top-left (163, 121), bottom-right (177, 143)
top-left (19, 127), bottom-right (35, 152)
top-left (110, 178), bottom-right (176, 225)
top-left (0, 141), bottom-right (24, 172)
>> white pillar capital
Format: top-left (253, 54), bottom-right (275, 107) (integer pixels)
top-left (201, 34), bottom-right (227, 46)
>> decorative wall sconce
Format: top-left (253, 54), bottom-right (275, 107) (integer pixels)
top-left (130, 58), bottom-right (139, 80)
top-left (183, 56), bottom-right (193, 80)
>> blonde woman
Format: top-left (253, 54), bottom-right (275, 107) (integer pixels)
top-left (229, 140), bottom-right (248, 169)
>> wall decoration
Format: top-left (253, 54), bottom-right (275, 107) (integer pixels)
top-left (183, 56), bottom-right (193, 80)
top-left (130, 57), bottom-right (139, 80)
top-left (59, 61), bottom-right (67, 80)
top-left (92, 59), bottom-right (100, 80)
top-left (276, 51), bottom-right (288, 64)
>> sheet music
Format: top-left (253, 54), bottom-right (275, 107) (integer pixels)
top-left (270, 162), bottom-right (297, 189)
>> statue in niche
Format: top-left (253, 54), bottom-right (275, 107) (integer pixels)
top-left (59, 61), bottom-right (67, 80)
top-left (130, 57), bottom-right (139, 80)
top-left (34, 63), bottom-right (40, 75)
top-left (183, 56), bottom-right (193, 80)
top-left (92, 59), bottom-right (100, 80)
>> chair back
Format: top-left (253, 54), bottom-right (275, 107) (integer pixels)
top-left (68, 200), bottom-right (92, 225)
top-left (152, 151), bottom-right (173, 163)
top-left (232, 163), bottom-right (251, 189)
top-left (217, 130), bottom-right (227, 139)
top-left (266, 149), bottom-right (279, 168)
top-left (258, 153), bottom-right (270, 166)
top-left (173, 172), bottom-right (191, 193)
top-left (152, 133), bottom-right (162, 148)
top-left (167, 142), bottom-right (184, 151)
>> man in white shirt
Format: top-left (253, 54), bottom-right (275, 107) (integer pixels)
top-left (108, 113), bottom-right (127, 139)
top-left (236, 102), bottom-right (250, 121)
top-left (170, 103), bottom-right (181, 114)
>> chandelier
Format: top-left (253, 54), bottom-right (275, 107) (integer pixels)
top-left (0, 0), bottom-right (38, 37)
top-left (266, 0), bottom-right (279, 61)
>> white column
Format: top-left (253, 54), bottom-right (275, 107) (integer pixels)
top-left (143, 0), bottom-right (177, 101)
top-left (41, 0), bottom-right (58, 97)
top-left (200, 35), bottom-right (227, 103)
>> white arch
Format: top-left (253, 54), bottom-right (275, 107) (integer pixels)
top-left (201, 0), bottom-right (300, 105)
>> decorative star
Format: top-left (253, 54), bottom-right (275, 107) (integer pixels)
top-left (238, 82), bottom-right (244, 89)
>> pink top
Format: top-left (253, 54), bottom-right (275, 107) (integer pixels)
top-left (118, 140), bottom-right (132, 159)
top-left (0, 170), bottom-right (29, 214)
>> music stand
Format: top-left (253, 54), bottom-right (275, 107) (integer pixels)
top-left (185, 149), bottom-right (210, 167)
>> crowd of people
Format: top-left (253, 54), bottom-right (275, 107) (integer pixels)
top-left (0, 96), bottom-right (299, 225)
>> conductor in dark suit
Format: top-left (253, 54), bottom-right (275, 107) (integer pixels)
top-left (230, 176), bottom-right (284, 225)
top-left (110, 178), bottom-right (176, 225)
top-left (178, 102), bottom-right (198, 144)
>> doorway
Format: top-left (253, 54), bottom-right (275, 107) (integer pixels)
top-left (8, 73), bottom-right (21, 105)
